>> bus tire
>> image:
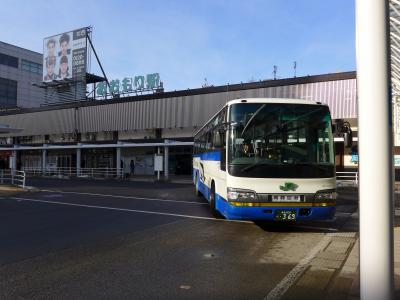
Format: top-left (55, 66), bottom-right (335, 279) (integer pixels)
top-left (210, 182), bottom-right (221, 218)
top-left (194, 174), bottom-right (201, 197)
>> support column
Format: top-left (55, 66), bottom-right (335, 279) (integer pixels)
top-left (116, 141), bottom-right (122, 178)
top-left (356, 1), bottom-right (394, 299)
top-left (11, 146), bottom-right (17, 171)
top-left (157, 146), bottom-right (161, 181)
top-left (76, 143), bottom-right (81, 176)
top-left (164, 143), bottom-right (169, 180)
top-left (42, 144), bottom-right (47, 175)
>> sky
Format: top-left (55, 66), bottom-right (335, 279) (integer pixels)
top-left (0, 0), bottom-right (355, 91)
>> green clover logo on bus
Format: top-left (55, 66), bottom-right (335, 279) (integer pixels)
top-left (279, 182), bottom-right (299, 192)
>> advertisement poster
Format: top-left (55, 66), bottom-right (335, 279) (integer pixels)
top-left (43, 28), bottom-right (87, 82)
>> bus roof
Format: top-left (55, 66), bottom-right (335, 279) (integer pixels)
top-left (226, 98), bottom-right (327, 106)
top-left (194, 98), bottom-right (329, 137)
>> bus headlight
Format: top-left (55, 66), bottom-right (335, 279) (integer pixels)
top-left (227, 187), bottom-right (257, 202)
top-left (314, 189), bottom-right (336, 202)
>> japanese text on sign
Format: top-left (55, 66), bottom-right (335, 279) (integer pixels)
top-left (96, 73), bottom-right (161, 97)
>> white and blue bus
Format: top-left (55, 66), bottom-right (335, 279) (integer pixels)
top-left (193, 98), bottom-right (336, 221)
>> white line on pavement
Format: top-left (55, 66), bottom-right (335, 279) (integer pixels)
top-left (11, 196), bottom-right (253, 224)
top-left (335, 212), bottom-right (352, 216)
top-left (293, 225), bottom-right (338, 232)
top-left (39, 189), bottom-right (208, 205)
top-left (264, 235), bottom-right (332, 300)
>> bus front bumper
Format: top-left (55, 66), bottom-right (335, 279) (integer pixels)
top-left (218, 200), bottom-right (336, 221)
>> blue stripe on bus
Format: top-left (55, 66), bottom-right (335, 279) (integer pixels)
top-left (193, 151), bottom-right (221, 161)
top-left (193, 167), bottom-right (335, 221)
top-left (217, 200), bottom-right (336, 221)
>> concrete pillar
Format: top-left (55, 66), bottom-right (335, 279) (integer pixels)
top-left (164, 143), bottom-right (169, 180)
top-left (157, 146), bottom-right (161, 181)
top-left (116, 141), bottom-right (122, 178)
top-left (11, 146), bottom-right (17, 171)
top-left (356, 0), bottom-right (394, 299)
top-left (42, 144), bottom-right (47, 175)
top-left (76, 143), bottom-right (81, 176)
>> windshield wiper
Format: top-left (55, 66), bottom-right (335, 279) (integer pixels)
top-left (240, 161), bottom-right (331, 172)
top-left (241, 104), bottom-right (266, 135)
top-left (241, 161), bottom-right (266, 172)
top-left (284, 162), bottom-right (331, 171)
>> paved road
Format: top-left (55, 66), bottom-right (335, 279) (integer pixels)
top-left (0, 178), bottom-right (358, 299)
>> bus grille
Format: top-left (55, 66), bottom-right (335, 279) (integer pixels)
top-left (256, 194), bottom-right (315, 202)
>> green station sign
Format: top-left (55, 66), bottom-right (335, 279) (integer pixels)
top-left (96, 73), bottom-right (161, 97)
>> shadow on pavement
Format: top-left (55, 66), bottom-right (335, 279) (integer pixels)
top-left (254, 220), bottom-right (354, 233)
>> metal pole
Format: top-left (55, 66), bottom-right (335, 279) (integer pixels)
top-left (76, 143), bottom-right (81, 177)
top-left (356, 1), bottom-right (394, 299)
top-left (42, 145), bottom-right (47, 176)
top-left (11, 149), bottom-right (17, 171)
top-left (164, 142), bottom-right (169, 181)
top-left (157, 147), bottom-right (160, 181)
top-left (116, 141), bottom-right (122, 178)
top-left (86, 29), bottom-right (111, 93)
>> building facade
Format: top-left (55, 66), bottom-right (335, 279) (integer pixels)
top-left (0, 71), bottom-right (358, 176)
top-left (0, 42), bottom-right (43, 108)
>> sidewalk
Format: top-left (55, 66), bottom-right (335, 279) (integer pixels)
top-left (0, 184), bottom-right (32, 196)
top-left (280, 225), bottom-right (400, 300)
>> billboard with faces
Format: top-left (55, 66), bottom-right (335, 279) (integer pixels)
top-left (43, 28), bottom-right (87, 82)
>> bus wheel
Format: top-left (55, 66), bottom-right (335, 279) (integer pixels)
top-left (194, 175), bottom-right (201, 197)
top-left (210, 183), bottom-right (221, 218)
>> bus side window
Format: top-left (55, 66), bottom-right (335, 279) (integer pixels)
top-left (220, 130), bottom-right (226, 171)
top-left (206, 131), bottom-right (212, 150)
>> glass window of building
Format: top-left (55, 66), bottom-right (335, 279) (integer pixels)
top-left (0, 77), bottom-right (17, 107)
top-left (21, 59), bottom-right (42, 75)
top-left (0, 53), bottom-right (18, 68)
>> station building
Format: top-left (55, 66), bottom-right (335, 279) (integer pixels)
top-left (0, 70), bottom-right (358, 176)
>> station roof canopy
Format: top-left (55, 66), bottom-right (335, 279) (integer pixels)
top-left (390, 0), bottom-right (400, 95)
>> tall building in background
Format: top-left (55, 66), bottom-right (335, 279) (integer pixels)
top-left (0, 42), bottom-right (43, 108)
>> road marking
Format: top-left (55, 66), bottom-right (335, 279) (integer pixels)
top-left (335, 212), bottom-right (352, 216)
top-left (11, 196), bottom-right (252, 224)
top-left (39, 189), bottom-right (208, 205)
top-left (293, 225), bottom-right (338, 232)
top-left (264, 235), bottom-right (332, 300)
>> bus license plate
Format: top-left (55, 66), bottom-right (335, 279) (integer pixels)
top-left (275, 210), bottom-right (296, 221)
top-left (272, 195), bottom-right (301, 202)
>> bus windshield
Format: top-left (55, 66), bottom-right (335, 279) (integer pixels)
top-left (228, 103), bottom-right (334, 178)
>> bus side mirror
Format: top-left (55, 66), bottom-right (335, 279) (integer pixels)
top-left (333, 120), bottom-right (352, 147)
